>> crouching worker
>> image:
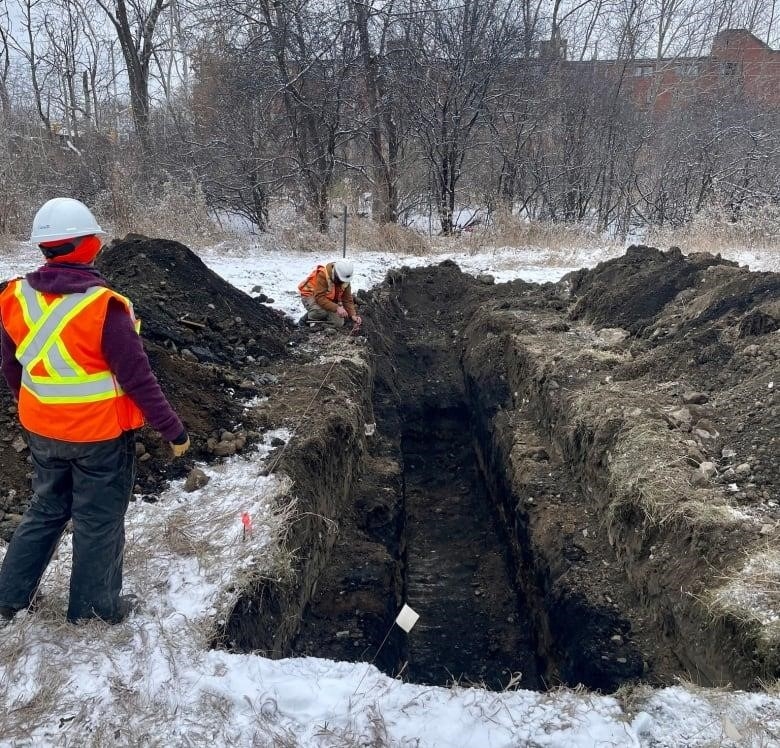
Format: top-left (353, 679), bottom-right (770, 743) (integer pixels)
top-left (297, 260), bottom-right (362, 329)
top-left (0, 198), bottom-right (190, 625)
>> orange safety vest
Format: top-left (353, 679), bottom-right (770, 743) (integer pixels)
top-left (0, 278), bottom-right (145, 442)
top-left (297, 264), bottom-right (346, 303)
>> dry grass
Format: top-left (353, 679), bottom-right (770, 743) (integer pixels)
top-left (706, 548), bottom-right (780, 641)
top-left (646, 206), bottom-right (780, 255)
top-left (93, 174), bottom-right (231, 248)
top-left (606, 418), bottom-right (737, 530)
top-left (459, 210), bottom-right (614, 254)
top-left (278, 222), bottom-right (340, 253)
top-left (0, 466), bottom-right (300, 743)
top-left (349, 216), bottom-right (431, 254)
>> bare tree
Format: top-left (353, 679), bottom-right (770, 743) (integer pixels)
top-left (254, 0), bottom-right (358, 231)
top-left (349, 0), bottom-right (403, 223)
top-left (11, 0), bottom-right (54, 132)
top-left (95, 0), bottom-right (169, 150)
top-left (397, 0), bottom-right (524, 234)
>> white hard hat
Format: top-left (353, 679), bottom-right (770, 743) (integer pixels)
top-left (334, 259), bottom-right (354, 283)
top-left (30, 197), bottom-right (106, 245)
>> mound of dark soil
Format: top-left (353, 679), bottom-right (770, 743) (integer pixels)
top-left (99, 237), bottom-right (292, 364)
top-left (568, 245), bottom-right (730, 333)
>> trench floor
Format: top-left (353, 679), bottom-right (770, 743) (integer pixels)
top-left (401, 409), bottom-right (541, 690)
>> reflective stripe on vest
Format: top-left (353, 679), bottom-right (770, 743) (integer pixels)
top-left (14, 281), bottom-right (121, 403)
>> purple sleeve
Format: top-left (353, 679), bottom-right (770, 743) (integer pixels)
top-left (102, 299), bottom-right (185, 441)
top-left (1, 322), bottom-right (21, 400)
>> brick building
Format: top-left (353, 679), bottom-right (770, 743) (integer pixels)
top-left (624, 30), bottom-right (780, 112)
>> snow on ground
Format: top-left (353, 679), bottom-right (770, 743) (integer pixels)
top-left (0, 237), bottom-right (780, 745)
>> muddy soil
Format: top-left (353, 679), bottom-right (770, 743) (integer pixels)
top-left (0, 238), bottom-right (292, 540)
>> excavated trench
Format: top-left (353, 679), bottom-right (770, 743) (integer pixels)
top-left (222, 256), bottom-right (779, 693)
top-left (270, 267), bottom-right (663, 693)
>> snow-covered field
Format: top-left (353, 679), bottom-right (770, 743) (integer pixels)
top-left (0, 236), bottom-right (779, 746)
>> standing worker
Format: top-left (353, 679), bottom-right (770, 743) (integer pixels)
top-left (298, 260), bottom-right (362, 329)
top-left (0, 198), bottom-right (190, 625)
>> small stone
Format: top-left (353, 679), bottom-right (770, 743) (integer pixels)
top-left (11, 435), bottom-right (27, 453)
top-left (721, 447), bottom-right (736, 459)
top-left (270, 437), bottom-right (286, 447)
top-left (695, 418), bottom-right (719, 437)
top-left (743, 344), bottom-right (760, 357)
top-left (669, 407), bottom-right (692, 427)
top-left (735, 463), bottom-right (752, 475)
top-left (685, 446), bottom-right (706, 466)
top-left (213, 440), bottom-right (237, 457)
top-left (682, 391), bottom-right (709, 405)
top-left (135, 442), bottom-right (147, 457)
top-left (220, 430), bottom-right (236, 442)
top-left (476, 273), bottom-right (495, 285)
top-left (597, 328), bottom-right (629, 346)
top-left (251, 285), bottom-right (263, 293)
top-left (190, 345), bottom-right (215, 362)
top-left (181, 349), bottom-right (198, 363)
top-left (760, 524), bottom-right (773, 535)
top-left (611, 635), bottom-right (623, 644)
top-left (184, 468), bottom-right (210, 493)
top-left (616, 657), bottom-right (628, 664)
top-left (234, 436), bottom-right (247, 451)
top-left (207, 437), bottom-right (218, 452)
top-left (699, 462), bottom-right (717, 480)
top-left (139, 452), bottom-right (152, 462)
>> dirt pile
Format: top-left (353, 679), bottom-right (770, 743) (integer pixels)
top-left (99, 237), bottom-right (292, 364)
top-left (0, 238), bottom-right (294, 538)
top-left (571, 248), bottom-right (780, 513)
top-left (568, 245), bottom-right (730, 333)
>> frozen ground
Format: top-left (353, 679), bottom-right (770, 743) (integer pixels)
top-left (0, 237), bottom-right (779, 746)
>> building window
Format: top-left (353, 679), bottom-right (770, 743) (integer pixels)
top-left (634, 65), bottom-right (654, 77)
top-left (721, 61), bottom-right (739, 76)
top-left (678, 63), bottom-right (699, 77)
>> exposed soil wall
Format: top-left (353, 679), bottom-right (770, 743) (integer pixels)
top-left (218, 350), bottom-right (375, 657)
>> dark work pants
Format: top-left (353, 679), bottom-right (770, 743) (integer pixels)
top-left (0, 430), bottom-right (135, 622)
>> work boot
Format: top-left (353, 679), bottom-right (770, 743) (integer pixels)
top-left (68, 593), bottom-right (141, 625)
top-left (106, 594), bottom-right (140, 624)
